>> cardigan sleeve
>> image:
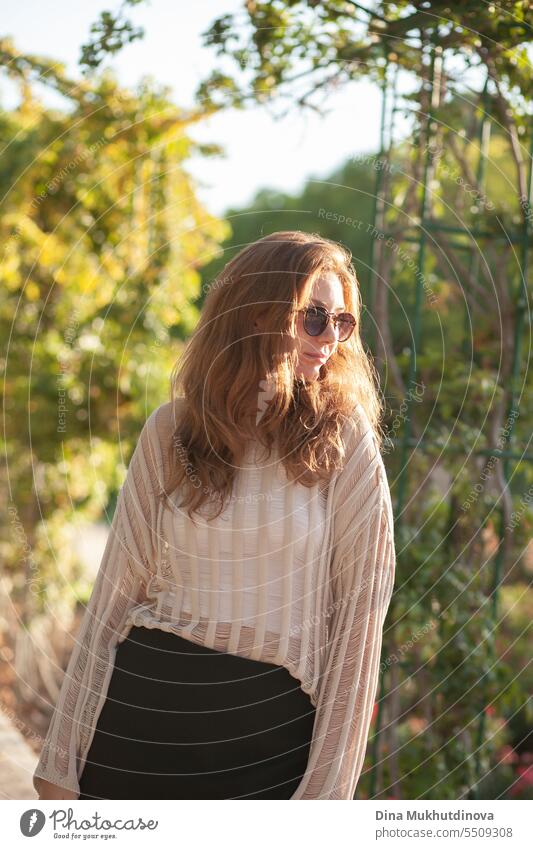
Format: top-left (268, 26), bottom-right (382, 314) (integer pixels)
top-left (291, 408), bottom-right (396, 799)
top-left (32, 408), bottom-right (165, 798)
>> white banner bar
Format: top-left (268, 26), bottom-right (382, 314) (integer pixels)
top-left (4, 799), bottom-right (530, 848)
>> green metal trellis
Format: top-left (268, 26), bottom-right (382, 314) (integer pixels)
top-left (364, 37), bottom-right (532, 801)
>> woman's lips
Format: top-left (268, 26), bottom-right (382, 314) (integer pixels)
top-left (303, 352), bottom-right (328, 363)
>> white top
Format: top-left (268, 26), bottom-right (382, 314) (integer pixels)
top-left (159, 455), bottom-right (327, 637)
top-left (33, 386), bottom-right (396, 800)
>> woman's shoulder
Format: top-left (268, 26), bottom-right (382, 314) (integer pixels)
top-left (144, 396), bottom-right (185, 440)
top-left (134, 397), bottom-right (186, 472)
top-left (127, 398), bottom-right (186, 496)
top-left (332, 401), bottom-right (394, 535)
top-left (336, 400), bottom-right (390, 488)
top-left (340, 401), bottom-right (375, 450)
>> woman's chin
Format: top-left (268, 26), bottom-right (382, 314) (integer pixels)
top-left (296, 361), bottom-right (321, 381)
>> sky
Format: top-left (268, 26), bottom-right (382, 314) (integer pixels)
top-left (1, 0), bottom-right (395, 218)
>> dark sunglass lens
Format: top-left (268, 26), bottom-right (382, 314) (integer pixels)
top-left (337, 314), bottom-right (355, 341)
top-left (304, 307), bottom-right (327, 336)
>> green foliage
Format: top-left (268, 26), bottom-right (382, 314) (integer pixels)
top-left (0, 43), bottom-right (230, 628)
top-left (195, 1), bottom-right (532, 113)
top-left (79, 0), bottom-right (146, 73)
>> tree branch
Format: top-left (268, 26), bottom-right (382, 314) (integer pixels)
top-left (482, 53), bottom-right (528, 203)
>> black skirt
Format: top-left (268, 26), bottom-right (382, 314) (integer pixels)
top-left (78, 624), bottom-right (316, 800)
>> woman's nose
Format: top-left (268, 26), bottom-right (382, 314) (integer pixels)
top-left (321, 320), bottom-right (338, 344)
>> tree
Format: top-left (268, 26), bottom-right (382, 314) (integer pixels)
top-left (0, 36), bottom-right (230, 707)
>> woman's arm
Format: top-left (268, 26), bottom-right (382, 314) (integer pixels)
top-left (33, 408), bottom-right (165, 799)
top-left (291, 409), bottom-right (396, 799)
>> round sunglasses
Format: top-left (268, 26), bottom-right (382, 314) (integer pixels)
top-left (297, 304), bottom-right (356, 342)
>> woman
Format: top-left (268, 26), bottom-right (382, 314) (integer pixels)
top-left (34, 230), bottom-right (396, 800)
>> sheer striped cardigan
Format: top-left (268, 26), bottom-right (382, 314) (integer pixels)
top-left (33, 398), bottom-right (396, 800)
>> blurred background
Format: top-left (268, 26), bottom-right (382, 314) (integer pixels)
top-left (0, 0), bottom-right (531, 801)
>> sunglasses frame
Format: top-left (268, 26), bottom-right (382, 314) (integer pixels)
top-left (297, 305), bottom-right (357, 342)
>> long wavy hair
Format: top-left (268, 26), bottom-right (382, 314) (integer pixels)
top-left (165, 230), bottom-right (384, 523)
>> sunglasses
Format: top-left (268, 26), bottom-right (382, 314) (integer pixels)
top-left (297, 304), bottom-right (356, 342)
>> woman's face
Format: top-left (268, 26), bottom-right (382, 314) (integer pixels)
top-left (293, 271), bottom-right (346, 381)
top-left (253, 270), bottom-right (346, 383)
